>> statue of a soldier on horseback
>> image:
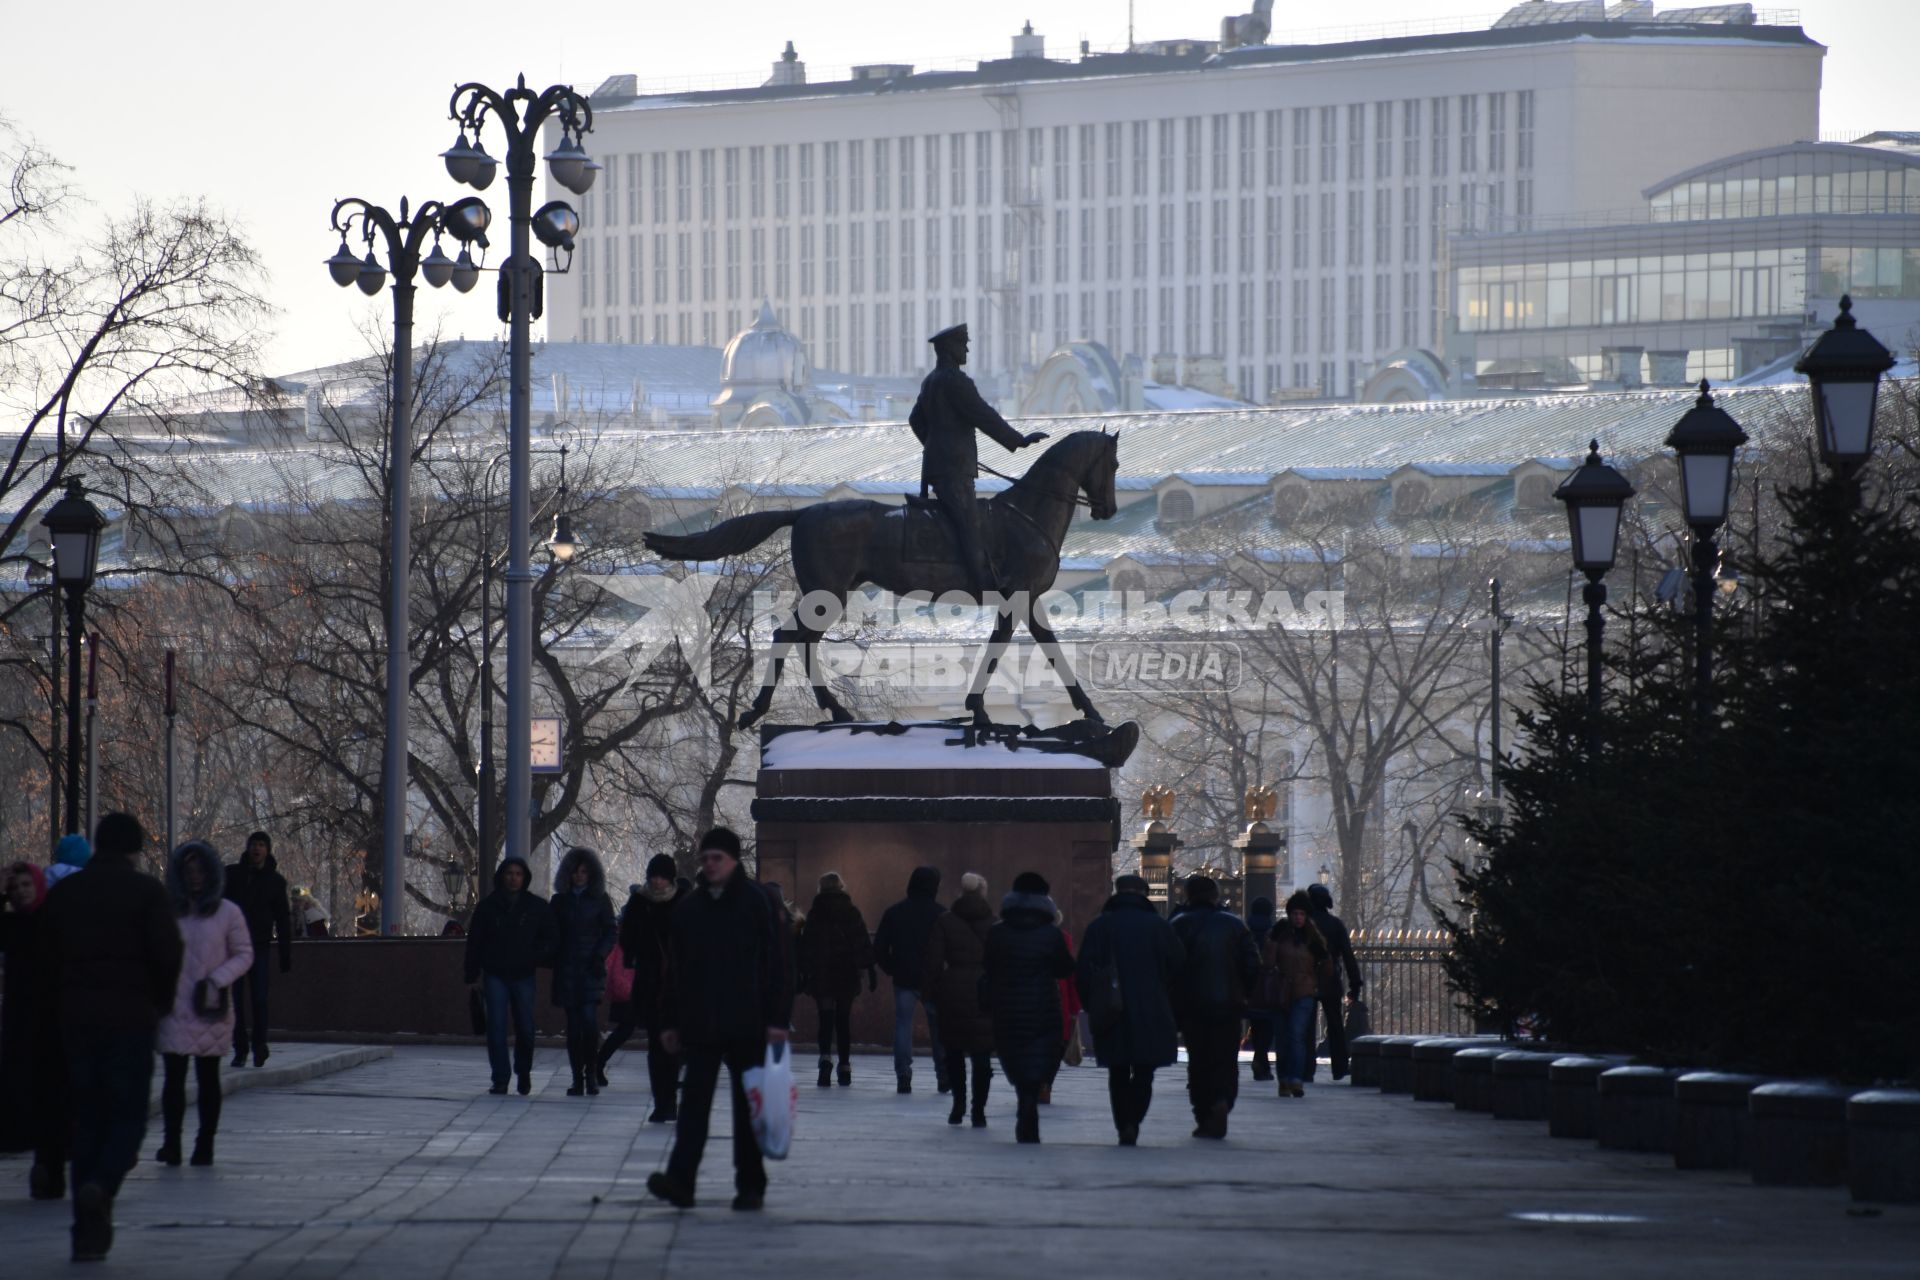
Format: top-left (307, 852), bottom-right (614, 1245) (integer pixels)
top-left (643, 320), bottom-right (1125, 742)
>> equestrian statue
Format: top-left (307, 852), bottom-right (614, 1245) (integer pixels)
top-left (642, 322), bottom-right (1122, 734)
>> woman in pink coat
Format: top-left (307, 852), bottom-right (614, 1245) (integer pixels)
top-left (155, 842), bottom-right (253, 1167)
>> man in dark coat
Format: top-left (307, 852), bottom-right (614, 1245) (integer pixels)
top-left (550, 847), bottom-right (616, 1097)
top-left (1169, 874), bottom-right (1262, 1139)
top-left (613, 854), bottom-right (688, 1122)
top-left (799, 870), bottom-right (874, 1089)
top-left (39, 812), bottom-right (183, 1261)
top-left (648, 828), bottom-right (792, 1211)
top-left (982, 871), bottom-right (1075, 1144)
top-left (872, 865), bottom-right (947, 1093)
top-left (1304, 882), bottom-right (1364, 1081)
top-left (922, 872), bottom-right (996, 1128)
top-left (908, 323), bottom-right (1048, 593)
top-left (223, 830), bottom-right (292, 1068)
top-left (464, 854), bottom-right (556, 1095)
top-left (1075, 874), bottom-right (1184, 1146)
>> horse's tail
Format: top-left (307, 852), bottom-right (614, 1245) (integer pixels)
top-left (642, 508), bottom-right (800, 562)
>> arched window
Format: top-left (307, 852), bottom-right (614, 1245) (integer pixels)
top-left (1271, 485), bottom-right (1308, 524)
top-left (1392, 479), bottom-right (1431, 516)
top-left (1158, 488), bottom-right (1195, 525)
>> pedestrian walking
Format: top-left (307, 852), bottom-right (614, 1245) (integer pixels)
top-left (615, 854), bottom-right (688, 1122)
top-left (1269, 891), bottom-right (1332, 1097)
top-left (550, 847), bottom-right (616, 1097)
top-left (1, 861), bottom-right (50, 1154)
top-left (1040, 911), bottom-right (1083, 1104)
top-left (223, 831), bottom-right (292, 1068)
top-left (1303, 882), bottom-right (1363, 1081)
top-left (922, 872), bottom-right (995, 1128)
top-left (37, 812), bottom-right (183, 1262)
top-left (1169, 874), bottom-right (1261, 1139)
top-left (799, 870), bottom-right (874, 1089)
top-left (1075, 874), bottom-right (1183, 1146)
top-left (647, 827), bottom-right (792, 1211)
top-left (872, 865), bottom-right (948, 1094)
top-left (462, 854), bottom-right (555, 1096)
top-left (154, 841), bottom-right (253, 1168)
top-left (1244, 897), bottom-right (1278, 1082)
top-left (982, 871), bottom-right (1074, 1144)
top-left (594, 883), bottom-right (644, 1086)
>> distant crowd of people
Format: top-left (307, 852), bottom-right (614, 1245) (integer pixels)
top-left (0, 817), bottom-right (299, 1261)
top-left (3, 815), bottom-right (1367, 1248)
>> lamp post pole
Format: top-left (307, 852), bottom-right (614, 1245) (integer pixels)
top-left (447, 75), bottom-right (593, 870)
top-left (40, 479), bottom-right (106, 836)
top-left (1553, 441), bottom-right (1636, 761)
top-left (1487, 577), bottom-right (1509, 801)
top-left (1664, 380), bottom-right (1747, 723)
top-left (475, 445), bottom-right (576, 889)
top-left (327, 196), bottom-right (486, 934)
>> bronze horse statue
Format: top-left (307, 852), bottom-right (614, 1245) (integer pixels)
top-left (643, 429), bottom-right (1121, 728)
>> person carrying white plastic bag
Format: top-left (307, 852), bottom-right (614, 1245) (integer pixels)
top-left (744, 1040), bottom-right (799, 1159)
top-left (646, 828), bottom-right (795, 1212)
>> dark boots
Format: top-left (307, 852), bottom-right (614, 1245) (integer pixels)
top-left (819, 1059), bottom-right (834, 1089)
top-left (190, 1133), bottom-right (215, 1167)
top-left (1015, 1091), bottom-right (1040, 1144)
top-left (71, 1182), bottom-right (112, 1262)
top-left (156, 1132), bottom-right (183, 1167)
top-left (947, 1052), bottom-right (967, 1125)
top-left (971, 1056), bottom-right (991, 1128)
top-left (567, 1069), bottom-right (586, 1097)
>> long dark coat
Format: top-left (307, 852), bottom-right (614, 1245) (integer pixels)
top-left (908, 363), bottom-right (1029, 487)
top-left (1074, 891), bottom-right (1184, 1069)
top-left (619, 880), bottom-right (688, 1022)
top-left (224, 852), bottom-right (293, 970)
top-left (923, 889), bottom-right (994, 1054)
top-left (668, 865), bottom-right (793, 1049)
top-left (982, 891), bottom-right (1075, 1090)
top-left (0, 891), bottom-right (47, 1151)
top-left (799, 888), bottom-right (873, 1003)
top-left (549, 849), bottom-right (616, 1007)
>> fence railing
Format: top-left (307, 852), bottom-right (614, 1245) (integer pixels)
top-left (1351, 929), bottom-right (1472, 1036)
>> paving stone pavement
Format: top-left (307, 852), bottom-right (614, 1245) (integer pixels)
top-left (1, 1046), bottom-right (1914, 1278)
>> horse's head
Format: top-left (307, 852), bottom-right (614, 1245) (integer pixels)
top-left (1080, 428), bottom-right (1120, 521)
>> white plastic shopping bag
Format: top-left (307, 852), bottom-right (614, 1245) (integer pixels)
top-left (744, 1040), bottom-right (798, 1160)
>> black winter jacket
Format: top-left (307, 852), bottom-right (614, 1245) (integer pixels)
top-left (1075, 892), bottom-right (1183, 1069)
top-left (619, 880), bottom-right (688, 1020)
top-left (1169, 901), bottom-right (1262, 1022)
top-left (39, 852), bottom-right (184, 1038)
top-left (982, 891), bottom-right (1075, 1089)
top-left (923, 889), bottom-right (995, 1053)
top-left (224, 852), bottom-right (293, 969)
top-left (550, 849), bottom-right (617, 1006)
top-left (799, 888), bottom-right (874, 1003)
top-left (872, 866), bottom-right (944, 990)
top-left (463, 856), bottom-right (557, 983)
top-left (1309, 905), bottom-right (1363, 997)
top-left (667, 866), bottom-right (793, 1048)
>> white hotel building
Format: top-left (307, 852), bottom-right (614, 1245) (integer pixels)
top-left (549, 3), bottom-right (1821, 402)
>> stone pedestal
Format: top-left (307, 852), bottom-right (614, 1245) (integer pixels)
top-left (1349, 1035), bottom-right (1388, 1088)
top-left (1547, 1055), bottom-right (1632, 1139)
top-left (1750, 1082), bottom-right (1853, 1187)
top-left (1491, 1051), bottom-right (1561, 1121)
top-left (1597, 1066), bottom-right (1683, 1153)
top-left (1452, 1046), bottom-right (1506, 1112)
top-left (1378, 1036), bottom-right (1423, 1094)
top-left (754, 722), bottom-right (1120, 1049)
top-left (1847, 1090), bottom-right (1920, 1204)
top-left (1412, 1038), bottom-right (1483, 1102)
top-left (1132, 824), bottom-right (1181, 916)
top-left (1233, 823), bottom-right (1284, 913)
top-left (1673, 1072), bottom-right (1769, 1170)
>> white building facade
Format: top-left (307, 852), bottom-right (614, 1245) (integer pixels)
top-left (549, 4), bottom-right (1821, 401)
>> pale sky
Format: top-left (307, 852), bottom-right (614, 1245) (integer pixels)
top-left (5, 1), bottom-right (1915, 377)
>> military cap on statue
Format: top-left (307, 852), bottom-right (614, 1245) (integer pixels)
top-left (928, 322), bottom-right (968, 345)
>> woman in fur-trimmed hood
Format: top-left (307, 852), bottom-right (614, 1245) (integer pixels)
top-left (982, 872), bottom-right (1075, 1143)
top-left (155, 841), bottom-right (254, 1166)
top-left (551, 846), bottom-right (617, 1096)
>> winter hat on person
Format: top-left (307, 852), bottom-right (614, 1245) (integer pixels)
top-left (1284, 889), bottom-right (1313, 916)
top-left (959, 872), bottom-right (987, 896)
top-left (646, 853), bottom-right (678, 883)
top-left (1248, 896), bottom-right (1275, 927)
top-left (1183, 874), bottom-right (1220, 905)
top-left (1306, 882), bottom-right (1333, 911)
top-left (818, 870), bottom-right (845, 893)
top-left (93, 812), bottom-right (144, 858)
top-left (55, 833), bottom-right (93, 868)
top-left (1114, 874), bottom-right (1150, 895)
top-left (698, 827), bottom-right (742, 859)
top-left (1011, 870), bottom-right (1050, 895)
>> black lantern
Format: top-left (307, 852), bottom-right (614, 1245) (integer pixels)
top-left (1553, 440), bottom-right (1636, 575)
top-left (1664, 380), bottom-right (1748, 531)
top-left (41, 479), bottom-right (106, 588)
top-left (1795, 295), bottom-right (1895, 472)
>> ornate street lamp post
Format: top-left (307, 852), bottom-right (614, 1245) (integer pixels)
top-left (1664, 381), bottom-right (1747, 721)
top-left (1553, 441), bottom-right (1636, 754)
top-left (326, 194), bottom-right (490, 934)
top-left (40, 479), bottom-right (106, 836)
top-left (1795, 295), bottom-right (1895, 501)
top-left (446, 74), bottom-right (594, 870)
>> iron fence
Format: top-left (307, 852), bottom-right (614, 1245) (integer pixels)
top-left (1351, 930), bottom-right (1472, 1037)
